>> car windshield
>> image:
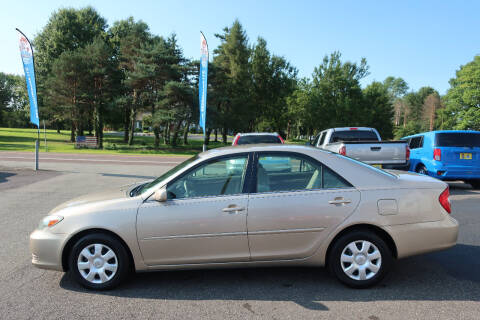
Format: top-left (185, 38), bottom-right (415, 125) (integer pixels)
top-left (435, 132), bottom-right (480, 148)
top-left (237, 135), bottom-right (282, 145)
top-left (330, 130), bottom-right (378, 142)
top-left (134, 155), bottom-right (199, 196)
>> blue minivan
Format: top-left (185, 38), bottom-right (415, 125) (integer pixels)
top-left (401, 130), bottom-right (480, 189)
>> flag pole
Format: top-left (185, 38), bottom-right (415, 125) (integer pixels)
top-left (200, 31), bottom-right (208, 152)
top-left (16, 28), bottom-right (40, 170)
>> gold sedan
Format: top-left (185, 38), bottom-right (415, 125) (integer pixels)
top-left (30, 144), bottom-right (458, 290)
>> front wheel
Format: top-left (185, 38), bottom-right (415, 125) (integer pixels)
top-left (68, 233), bottom-right (130, 290)
top-left (328, 231), bottom-right (393, 288)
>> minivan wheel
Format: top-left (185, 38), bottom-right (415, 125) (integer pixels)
top-left (468, 180), bottom-right (480, 190)
top-left (329, 231), bottom-right (392, 288)
top-left (69, 233), bottom-right (130, 290)
top-left (415, 164), bottom-right (427, 175)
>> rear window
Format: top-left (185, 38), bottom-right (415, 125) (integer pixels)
top-left (330, 130), bottom-right (379, 143)
top-left (435, 133), bottom-right (480, 147)
top-left (237, 135), bottom-right (282, 145)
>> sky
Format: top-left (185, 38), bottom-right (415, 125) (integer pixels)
top-left (1, 0), bottom-right (479, 94)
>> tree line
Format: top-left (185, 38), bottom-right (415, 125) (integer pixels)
top-left (1, 7), bottom-right (479, 148)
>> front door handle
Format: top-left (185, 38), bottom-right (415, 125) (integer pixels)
top-left (329, 197), bottom-right (351, 205)
top-left (222, 205), bottom-right (246, 213)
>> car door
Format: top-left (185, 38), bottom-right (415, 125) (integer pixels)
top-left (137, 154), bottom-right (252, 266)
top-left (247, 152), bottom-right (360, 261)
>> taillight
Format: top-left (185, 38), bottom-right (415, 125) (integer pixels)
top-left (277, 134), bottom-right (285, 144)
top-left (439, 186), bottom-right (451, 214)
top-left (339, 146), bottom-right (346, 156)
top-left (232, 135), bottom-right (240, 145)
top-left (406, 145), bottom-right (410, 161)
top-left (434, 148), bottom-right (441, 161)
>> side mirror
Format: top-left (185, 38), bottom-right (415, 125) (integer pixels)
top-left (153, 187), bottom-right (168, 202)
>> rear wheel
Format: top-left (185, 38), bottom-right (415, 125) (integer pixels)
top-left (467, 180), bottom-right (480, 189)
top-left (328, 231), bottom-right (393, 288)
top-left (415, 164), bottom-right (427, 175)
top-left (68, 233), bottom-right (130, 290)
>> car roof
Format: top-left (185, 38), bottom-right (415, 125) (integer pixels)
top-left (198, 144), bottom-right (323, 158)
top-left (329, 127), bottom-right (375, 132)
top-left (402, 130), bottom-right (480, 139)
top-left (235, 132), bottom-right (279, 136)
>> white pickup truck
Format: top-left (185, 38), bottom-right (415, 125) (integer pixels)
top-left (310, 127), bottom-right (410, 167)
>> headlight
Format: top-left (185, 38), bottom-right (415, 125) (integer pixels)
top-left (38, 215), bottom-right (63, 229)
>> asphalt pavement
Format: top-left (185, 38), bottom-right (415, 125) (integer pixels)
top-left (0, 152), bottom-right (479, 319)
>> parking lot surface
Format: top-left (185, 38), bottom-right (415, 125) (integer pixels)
top-left (0, 153), bottom-right (479, 319)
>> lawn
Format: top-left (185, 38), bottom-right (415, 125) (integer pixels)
top-left (0, 128), bottom-right (307, 156)
top-left (0, 128), bottom-right (229, 156)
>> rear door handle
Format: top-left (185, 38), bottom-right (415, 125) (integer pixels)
top-left (371, 146), bottom-right (381, 151)
top-left (222, 205), bottom-right (246, 213)
top-left (329, 197), bottom-right (351, 205)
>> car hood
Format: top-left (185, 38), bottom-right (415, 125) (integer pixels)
top-left (50, 189), bottom-right (128, 213)
top-left (49, 181), bottom-right (147, 214)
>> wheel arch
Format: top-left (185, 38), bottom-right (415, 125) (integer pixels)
top-left (415, 162), bottom-right (426, 172)
top-left (325, 224), bottom-right (398, 267)
top-left (61, 228), bottom-right (135, 272)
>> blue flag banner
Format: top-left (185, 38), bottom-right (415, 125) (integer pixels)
top-left (17, 29), bottom-right (39, 127)
top-left (199, 32), bottom-right (208, 134)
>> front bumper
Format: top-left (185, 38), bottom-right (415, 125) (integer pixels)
top-left (30, 229), bottom-right (68, 271)
top-left (385, 216), bottom-right (459, 259)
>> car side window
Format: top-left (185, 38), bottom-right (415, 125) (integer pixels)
top-left (312, 134), bottom-right (320, 146)
top-left (319, 132), bottom-right (326, 146)
top-left (255, 153), bottom-right (352, 193)
top-left (409, 136), bottom-right (424, 149)
top-left (167, 155), bottom-right (248, 199)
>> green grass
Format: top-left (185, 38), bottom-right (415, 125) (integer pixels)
top-left (0, 128), bottom-right (228, 156)
top-left (0, 127), bottom-right (307, 156)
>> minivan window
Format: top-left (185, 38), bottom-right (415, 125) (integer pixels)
top-left (409, 136), bottom-right (424, 149)
top-left (436, 132), bottom-right (480, 148)
top-left (330, 130), bottom-right (379, 143)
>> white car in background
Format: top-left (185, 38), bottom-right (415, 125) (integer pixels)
top-left (229, 132), bottom-right (291, 173)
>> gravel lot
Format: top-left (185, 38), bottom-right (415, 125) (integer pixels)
top-left (0, 153), bottom-right (479, 320)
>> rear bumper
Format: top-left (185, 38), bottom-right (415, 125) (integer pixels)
top-left (30, 229), bottom-right (67, 271)
top-left (426, 162), bottom-right (480, 180)
top-left (383, 162), bottom-right (410, 171)
top-left (385, 216), bottom-right (459, 259)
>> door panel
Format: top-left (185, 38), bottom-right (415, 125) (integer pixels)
top-left (247, 189), bottom-right (360, 260)
top-left (137, 195), bottom-right (250, 265)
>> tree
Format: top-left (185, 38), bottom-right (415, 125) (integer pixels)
top-left (48, 50), bottom-right (88, 141)
top-left (442, 55), bottom-right (480, 130)
top-left (362, 82), bottom-right (394, 139)
top-left (34, 7), bottom-right (107, 77)
top-left (214, 20), bottom-right (252, 142)
top-left (422, 93), bottom-right (442, 131)
top-left (82, 37), bottom-right (120, 148)
top-left (251, 37), bottom-right (297, 136)
top-left (109, 17), bottom-right (150, 144)
top-left (310, 52), bottom-right (370, 130)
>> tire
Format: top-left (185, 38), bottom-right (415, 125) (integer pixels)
top-left (68, 233), bottom-right (130, 290)
top-left (415, 164), bottom-right (427, 175)
top-left (328, 231), bottom-right (393, 289)
top-left (467, 180), bottom-right (480, 190)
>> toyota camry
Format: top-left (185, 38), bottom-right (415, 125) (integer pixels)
top-left (30, 144), bottom-right (458, 290)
